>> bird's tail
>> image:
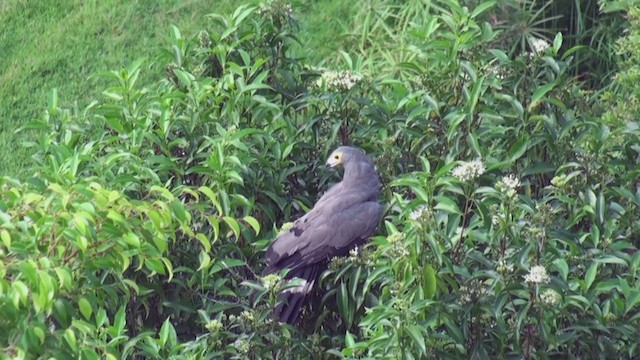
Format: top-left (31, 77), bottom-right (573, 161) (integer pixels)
top-left (275, 265), bottom-right (321, 324)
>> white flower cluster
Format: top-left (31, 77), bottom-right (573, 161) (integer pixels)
top-left (348, 246), bottom-right (359, 260)
top-left (258, 0), bottom-right (293, 17)
top-left (496, 258), bottom-right (514, 274)
top-left (550, 174), bottom-right (568, 188)
top-left (386, 232), bottom-right (409, 258)
top-left (261, 273), bottom-right (281, 291)
top-left (501, 174), bottom-right (520, 190)
top-left (233, 339), bottom-right (250, 354)
top-left (409, 205), bottom-right (431, 221)
top-left (240, 310), bottom-right (255, 323)
top-left (524, 265), bottom-right (551, 285)
top-left (540, 289), bottom-right (560, 306)
top-left (459, 279), bottom-right (490, 305)
top-left (205, 319), bottom-right (223, 332)
top-left (284, 3), bottom-right (293, 15)
top-left (192, 220), bottom-right (204, 232)
top-left (197, 30), bottom-right (212, 49)
top-left (316, 70), bottom-right (363, 91)
top-left (452, 159), bottom-right (485, 181)
top-left (496, 174), bottom-right (520, 199)
top-left (487, 64), bottom-right (506, 80)
top-left (339, 245), bottom-right (369, 266)
top-left (530, 37), bottom-right (550, 54)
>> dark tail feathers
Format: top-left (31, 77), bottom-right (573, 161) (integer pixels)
top-left (274, 265), bottom-right (321, 324)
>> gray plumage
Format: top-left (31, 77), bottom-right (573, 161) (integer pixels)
top-left (263, 146), bottom-right (384, 324)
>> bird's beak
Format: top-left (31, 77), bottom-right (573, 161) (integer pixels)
top-left (326, 159), bottom-right (339, 168)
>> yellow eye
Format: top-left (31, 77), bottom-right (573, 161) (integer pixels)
top-left (334, 155), bottom-right (339, 159)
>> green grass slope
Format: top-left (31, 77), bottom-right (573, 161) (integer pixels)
top-left (0, 0), bottom-right (358, 179)
top-left (0, 0), bottom-right (238, 178)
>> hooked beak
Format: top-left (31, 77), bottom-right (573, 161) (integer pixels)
top-left (326, 158), bottom-right (339, 168)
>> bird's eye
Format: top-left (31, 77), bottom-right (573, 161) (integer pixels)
top-left (334, 155), bottom-right (339, 159)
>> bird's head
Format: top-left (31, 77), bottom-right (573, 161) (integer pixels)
top-left (325, 146), bottom-right (367, 169)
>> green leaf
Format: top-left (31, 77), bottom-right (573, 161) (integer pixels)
top-left (461, 61), bottom-right (478, 82)
top-left (243, 216), bottom-right (260, 235)
top-left (173, 68), bottom-right (193, 87)
top-left (102, 91), bottom-right (123, 101)
top-left (508, 136), bottom-right (529, 162)
top-left (110, 308), bottom-right (126, 338)
top-left (78, 297), bottom-right (93, 320)
top-left (434, 196), bottom-right (462, 215)
top-left (211, 258), bottom-right (245, 274)
top-left (338, 282), bottom-right (351, 327)
top-left (596, 255), bottom-right (628, 266)
top-left (583, 262), bottom-right (598, 292)
top-left (196, 233), bottom-right (211, 253)
top-left (596, 191), bottom-right (605, 225)
top-left (553, 32), bottom-right (563, 54)
top-left (223, 216), bottom-right (241, 240)
top-left (33, 326), bottom-right (45, 345)
top-left (81, 349), bottom-right (100, 360)
top-left (553, 258), bottom-right (569, 281)
top-left (208, 216), bottom-right (220, 243)
top-left (471, 1), bottom-right (496, 18)
top-left (625, 291), bottom-right (640, 314)
top-left (123, 233), bottom-right (141, 248)
top-left (467, 133), bottom-right (481, 157)
top-left (349, 266), bottom-right (362, 300)
top-left (466, 76), bottom-right (484, 116)
top-left (96, 308), bottom-right (107, 328)
top-left (522, 162), bottom-right (555, 175)
top-left (561, 45), bottom-right (587, 60)
top-left (406, 325), bottom-right (427, 356)
top-left (424, 264), bottom-right (437, 299)
top-left (159, 318), bottom-right (174, 348)
top-left (0, 210), bottom-right (11, 226)
top-left (489, 49), bottom-right (509, 63)
top-left (345, 330), bottom-right (355, 348)
top-left (411, 186), bottom-right (430, 203)
top-left (150, 185), bottom-right (175, 201)
top-left (0, 229), bottom-right (10, 248)
top-left (145, 258), bottom-right (166, 275)
top-left (105, 117), bottom-right (125, 133)
top-left (197, 251), bottom-right (211, 272)
top-left (48, 88), bottom-right (58, 115)
top-left (64, 328), bottom-right (77, 351)
top-left (55, 268), bottom-right (72, 290)
top-left (169, 200), bottom-right (188, 223)
top-left (11, 280), bottom-right (29, 308)
top-left (528, 83), bottom-right (556, 110)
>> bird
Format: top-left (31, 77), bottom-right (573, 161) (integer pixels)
top-left (263, 146), bottom-right (384, 324)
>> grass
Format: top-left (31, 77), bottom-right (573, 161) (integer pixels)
top-left (0, 0), bottom-right (361, 179)
top-left (292, 0), bottom-right (359, 62)
top-left (0, 0), bottom-right (237, 178)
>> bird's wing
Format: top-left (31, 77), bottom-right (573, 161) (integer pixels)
top-left (285, 181), bottom-right (345, 234)
top-left (295, 201), bottom-right (383, 265)
top-left (265, 198), bottom-right (383, 273)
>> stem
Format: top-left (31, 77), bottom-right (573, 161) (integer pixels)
top-left (453, 193), bottom-right (473, 262)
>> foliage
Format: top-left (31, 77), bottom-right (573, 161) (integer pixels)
top-left (2, 0), bottom-right (640, 359)
top-left (0, 0), bottom-right (241, 178)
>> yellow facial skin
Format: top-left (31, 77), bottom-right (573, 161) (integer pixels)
top-left (326, 151), bottom-right (343, 168)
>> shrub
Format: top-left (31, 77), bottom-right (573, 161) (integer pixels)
top-left (3, 0), bottom-right (640, 358)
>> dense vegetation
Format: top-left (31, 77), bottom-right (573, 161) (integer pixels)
top-left (2, 0), bottom-right (640, 358)
top-left (0, 0), bottom-right (349, 177)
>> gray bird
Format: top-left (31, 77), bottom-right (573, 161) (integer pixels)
top-left (263, 146), bottom-right (384, 324)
